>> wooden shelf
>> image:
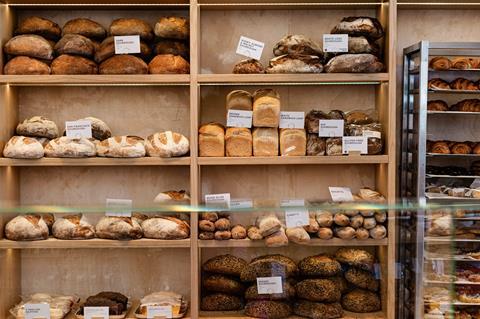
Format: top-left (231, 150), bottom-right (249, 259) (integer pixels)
top-left (0, 238), bottom-right (191, 249)
top-left (198, 155), bottom-right (389, 165)
top-left (198, 73), bottom-right (389, 85)
top-left (199, 311), bottom-right (385, 319)
top-left (425, 237), bottom-right (480, 243)
top-left (0, 75), bottom-right (190, 86)
top-left (0, 157), bottom-right (191, 166)
top-left (199, 238), bottom-right (388, 248)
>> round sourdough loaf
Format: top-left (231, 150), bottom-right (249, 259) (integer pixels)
top-left (54, 34), bottom-right (95, 58)
top-left (154, 40), bottom-right (189, 60)
top-left (15, 16), bottom-right (61, 40)
top-left (51, 55), bottom-right (97, 75)
top-left (4, 35), bottom-right (54, 60)
top-left (154, 17), bottom-right (189, 40)
top-left (96, 136), bottom-right (145, 158)
top-left (16, 116), bottom-right (59, 139)
top-left (109, 18), bottom-right (153, 41)
top-left (4, 56), bottom-right (51, 75)
top-left (142, 216), bottom-right (190, 239)
top-left (5, 214), bottom-right (49, 241)
top-left (99, 55), bottom-right (148, 74)
top-left (2, 136), bottom-right (45, 159)
top-left (62, 18), bottom-right (106, 40)
top-left (94, 36), bottom-right (151, 64)
top-left (95, 216), bottom-right (143, 240)
top-left (145, 131), bottom-right (189, 157)
top-left (148, 54), bottom-right (190, 74)
top-left (52, 214), bottom-right (95, 240)
top-left (44, 137), bottom-right (96, 158)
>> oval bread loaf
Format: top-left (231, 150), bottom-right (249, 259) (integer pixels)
top-left (3, 136), bottom-right (45, 159)
top-left (145, 131), bottom-right (189, 157)
top-left (4, 56), bottom-right (50, 75)
top-left (154, 17), bottom-right (189, 40)
top-left (4, 35), bottom-right (54, 60)
top-left (63, 18), bottom-right (106, 40)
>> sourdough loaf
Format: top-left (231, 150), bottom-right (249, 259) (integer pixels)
top-left (4, 56), bottom-right (50, 75)
top-left (96, 136), bottom-right (145, 158)
top-left (3, 136), bottom-right (45, 159)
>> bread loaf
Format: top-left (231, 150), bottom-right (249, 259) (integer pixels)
top-left (299, 254), bottom-right (341, 276)
top-left (253, 89), bottom-right (280, 127)
top-left (307, 135), bottom-right (326, 156)
top-left (154, 17), bottom-right (189, 40)
top-left (247, 226), bottom-right (263, 240)
top-left (145, 131), bottom-right (189, 157)
top-left (245, 301), bottom-right (292, 319)
top-left (266, 54), bottom-right (323, 73)
top-left (16, 116), bottom-right (58, 139)
top-left (203, 274), bottom-right (245, 295)
top-left (326, 137), bottom-right (342, 155)
top-left (345, 267), bottom-right (379, 291)
top-left (231, 225), bottom-right (247, 239)
top-left (99, 55), bottom-right (148, 74)
top-left (4, 35), bottom-right (54, 60)
top-left (154, 190), bottom-right (190, 204)
top-left (233, 59), bottom-right (265, 74)
top-left (202, 254), bottom-right (247, 276)
top-left (286, 227), bottom-right (310, 244)
top-left (335, 248), bottom-right (375, 271)
top-left (199, 123), bottom-right (225, 157)
top-left (305, 110), bottom-right (330, 134)
top-left (62, 18), bottom-right (106, 40)
top-left (214, 230), bottom-right (232, 240)
top-left (51, 54), bottom-right (98, 74)
top-left (225, 127), bottom-right (252, 157)
top-left (342, 289), bottom-right (381, 313)
top-left (96, 136), bottom-right (146, 158)
top-left (241, 254), bottom-right (298, 281)
top-left (95, 216), bottom-right (143, 240)
top-left (4, 56), bottom-right (50, 75)
top-left (54, 34), bottom-right (95, 58)
top-left (331, 17), bottom-right (384, 39)
top-left (81, 117), bottom-right (111, 140)
top-left (154, 39), bottom-right (188, 60)
top-left (15, 16), bottom-right (61, 40)
top-left (5, 214), bottom-right (49, 241)
top-left (94, 36), bottom-right (151, 63)
top-left (200, 294), bottom-right (243, 311)
top-left (226, 90), bottom-right (253, 111)
top-left (428, 78), bottom-right (450, 90)
top-left (296, 278), bottom-right (341, 302)
top-left (265, 228), bottom-right (289, 247)
top-left (45, 137), bottom-right (96, 158)
top-left (347, 36), bottom-right (380, 55)
top-left (253, 128), bottom-right (278, 156)
top-left (325, 54), bottom-right (384, 73)
top-left (142, 216), bottom-right (190, 239)
top-left (3, 136), bottom-right (45, 159)
top-left (148, 54), bottom-right (189, 74)
top-left (294, 300), bottom-right (343, 319)
top-left (52, 214), bottom-right (95, 240)
top-left (257, 213), bottom-right (282, 236)
top-left (273, 34), bottom-right (323, 57)
top-left (199, 231), bottom-right (214, 240)
top-left (280, 128), bottom-right (306, 156)
top-left (109, 18), bottom-right (153, 41)
top-left (245, 281), bottom-right (296, 301)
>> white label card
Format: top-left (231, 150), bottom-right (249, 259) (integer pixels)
top-left (230, 199), bottom-right (253, 209)
top-left (114, 35), bottom-right (141, 54)
top-left (25, 304), bottom-right (50, 319)
top-left (323, 34), bottom-right (348, 53)
top-left (84, 307), bottom-right (109, 319)
top-left (319, 120), bottom-right (344, 137)
top-left (227, 110), bottom-right (253, 128)
top-left (65, 120), bottom-right (92, 139)
top-left (285, 209), bottom-right (309, 228)
top-left (205, 193), bottom-right (231, 209)
top-left (279, 112), bottom-right (305, 129)
top-left (280, 199), bottom-right (305, 207)
top-left (106, 198), bottom-right (132, 217)
top-left (147, 305), bottom-right (172, 319)
top-left (257, 276), bottom-right (283, 294)
top-left (329, 187), bottom-right (354, 202)
top-left (471, 178), bottom-right (480, 188)
top-left (363, 130), bottom-right (381, 139)
top-left (236, 36), bottom-right (265, 60)
top-left (342, 136), bottom-right (368, 154)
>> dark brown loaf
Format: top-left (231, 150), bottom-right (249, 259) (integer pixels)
top-left (266, 54), bottom-right (323, 73)
top-left (153, 39), bottom-right (189, 60)
top-left (203, 274), bottom-right (245, 295)
top-left (293, 300), bottom-right (343, 319)
top-left (331, 16), bottom-right (384, 39)
top-left (325, 54), bottom-right (384, 73)
top-left (15, 16), bottom-right (61, 40)
top-left (148, 54), bottom-right (190, 74)
top-left (4, 35), bottom-right (54, 60)
top-left (233, 59), bottom-right (265, 74)
top-left (335, 248), bottom-right (375, 271)
top-left (51, 54), bottom-right (97, 74)
top-left (295, 279), bottom-right (342, 302)
top-left (83, 297), bottom-right (124, 315)
top-left (307, 135), bottom-right (326, 156)
top-left (109, 18), bottom-right (153, 41)
top-left (99, 55), bottom-right (148, 74)
top-left (342, 289), bottom-right (381, 312)
top-left (240, 254), bottom-right (298, 282)
top-left (154, 17), bottom-right (189, 40)
top-left (298, 254), bottom-right (342, 276)
top-left (63, 18), bottom-right (106, 40)
top-left (245, 281), bottom-right (296, 301)
top-left (347, 36), bottom-right (380, 55)
top-left (273, 34), bottom-right (323, 57)
top-left (344, 267), bottom-right (379, 291)
top-left (54, 34), bottom-right (95, 58)
top-left (305, 110), bottom-right (330, 134)
top-left (4, 56), bottom-right (50, 75)
top-left (245, 300), bottom-right (292, 319)
top-left (200, 293), bottom-right (243, 311)
top-left (202, 254), bottom-right (247, 276)
top-left (94, 36), bottom-right (152, 64)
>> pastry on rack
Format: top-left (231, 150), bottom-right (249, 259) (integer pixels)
top-left (452, 57), bottom-right (472, 70)
top-left (471, 58), bottom-right (480, 69)
top-left (427, 100), bottom-right (449, 111)
top-left (450, 78), bottom-right (478, 90)
top-left (451, 99), bottom-right (480, 112)
top-left (428, 78), bottom-right (450, 90)
top-left (457, 286), bottom-right (480, 303)
top-left (429, 56), bottom-right (452, 71)
top-left (451, 142), bottom-right (472, 154)
top-left (430, 141), bottom-right (451, 154)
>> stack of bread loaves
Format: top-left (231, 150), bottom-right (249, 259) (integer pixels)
top-left (3, 16), bottom-right (189, 75)
top-left (198, 212), bottom-right (247, 240)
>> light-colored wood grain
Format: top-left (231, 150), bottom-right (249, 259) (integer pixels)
top-left (0, 238), bottom-right (191, 249)
top-left (198, 73), bottom-right (389, 83)
top-left (198, 155), bottom-right (389, 165)
top-left (0, 157), bottom-right (191, 166)
top-left (199, 238), bottom-right (388, 247)
top-left (0, 75), bottom-right (190, 85)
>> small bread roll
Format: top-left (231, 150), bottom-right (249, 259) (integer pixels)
top-left (215, 230), bottom-right (232, 240)
top-left (247, 226), bottom-right (263, 240)
top-left (350, 214), bottom-right (364, 229)
top-left (199, 231), bottom-right (214, 240)
top-left (360, 210), bottom-right (375, 217)
top-left (334, 213), bottom-right (350, 226)
top-left (201, 212), bottom-right (218, 222)
top-left (370, 225), bottom-right (387, 239)
top-left (317, 227), bottom-right (333, 240)
top-left (343, 210), bottom-right (359, 217)
top-left (363, 217), bottom-right (377, 230)
top-left (374, 211), bottom-right (387, 223)
top-left (304, 216), bottom-right (320, 234)
top-left (215, 218), bottom-right (231, 231)
top-left (356, 228), bottom-right (370, 240)
top-left (286, 227), bottom-right (310, 244)
top-left (199, 220), bottom-right (215, 232)
top-left (231, 225), bottom-right (247, 239)
top-left (315, 211), bottom-right (333, 227)
top-left (335, 227), bottom-right (356, 240)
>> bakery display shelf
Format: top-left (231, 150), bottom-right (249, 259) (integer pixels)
top-left (425, 280), bottom-right (480, 286)
top-left (197, 73), bottom-right (389, 85)
top-left (197, 155), bottom-right (389, 165)
top-left (427, 153), bottom-right (480, 157)
top-left (426, 174), bottom-right (480, 178)
top-left (0, 157), bottom-right (191, 167)
top-left (0, 238), bottom-right (191, 249)
top-left (428, 111), bottom-right (480, 115)
top-left (426, 194), bottom-right (480, 201)
top-left (198, 238), bottom-right (388, 248)
top-left (428, 89), bottom-right (480, 94)
top-left (199, 311), bottom-right (385, 319)
top-left (0, 75), bottom-right (191, 86)
top-left (425, 237), bottom-right (480, 243)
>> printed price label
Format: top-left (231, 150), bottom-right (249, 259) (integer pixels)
top-left (114, 35), bottom-right (141, 54)
top-left (471, 178), bottom-right (480, 188)
top-left (230, 199), bottom-right (253, 209)
top-left (257, 276), bottom-right (283, 294)
top-left (280, 199), bottom-right (305, 207)
top-left (363, 130), bottom-right (381, 139)
top-left (227, 110), bottom-right (253, 128)
top-left (279, 112), bottom-right (305, 129)
top-left (147, 305), bottom-right (172, 319)
top-left (323, 34), bottom-right (348, 53)
top-left (84, 307), bottom-right (109, 319)
top-left (329, 187), bottom-right (354, 202)
top-left (236, 36), bottom-right (265, 60)
top-left (205, 193), bottom-right (230, 209)
top-left (285, 209), bottom-right (309, 228)
top-left (65, 120), bottom-right (92, 138)
top-left (25, 304), bottom-right (50, 319)
top-left (106, 198), bottom-right (132, 217)
top-left (342, 136), bottom-right (368, 154)
top-left (319, 120), bottom-right (344, 137)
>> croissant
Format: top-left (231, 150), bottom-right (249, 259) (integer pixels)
top-left (429, 56), bottom-right (452, 71)
top-left (470, 58), bottom-right (480, 69)
top-left (427, 100), bottom-right (449, 111)
top-left (428, 78), bottom-right (450, 90)
top-left (451, 99), bottom-right (480, 112)
top-left (430, 141), bottom-right (451, 154)
top-left (451, 142), bottom-right (472, 154)
top-left (450, 78), bottom-right (478, 90)
top-left (451, 57), bottom-right (472, 70)
top-left (473, 144), bottom-right (480, 155)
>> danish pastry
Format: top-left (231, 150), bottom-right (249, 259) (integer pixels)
top-left (430, 141), bottom-right (451, 154)
top-left (451, 57), bottom-right (472, 70)
top-left (428, 78), bottom-right (450, 90)
top-left (429, 56), bottom-right (451, 71)
top-left (451, 99), bottom-right (480, 112)
top-left (427, 100), bottom-right (448, 111)
top-left (450, 78), bottom-right (478, 91)
top-left (451, 142), bottom-right (472, 154)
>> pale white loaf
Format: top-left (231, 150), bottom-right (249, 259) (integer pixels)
top-left (142, 216), bottom-right (190, 239)
top-left (16, 116), bottom-right (59, 139)
top-left (154, 190), bottom-right (190, 204)
top-left (52, 214), bottom-right (95, 240)
top-left (145, 131), bottom-right (189, 157)
top-left (44, 137), bottom-right (96, 157)
top-left (96, 136), bottom-right (146, 158)
top-left (5, 214), bottom-right (49, 241)
top-left (253, 128), bottom-right (278, 156)
top-left (3, 136), bottom-right (44, 159)
top-left (95, 216), bottom-right (143, 240)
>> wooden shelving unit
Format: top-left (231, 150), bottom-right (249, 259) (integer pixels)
top-left (0, 0), bottom-right (397, 319)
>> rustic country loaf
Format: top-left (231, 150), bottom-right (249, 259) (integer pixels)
top-left (4, 56), bottom-right (51, 75)
top-left (4, 35), bottom-right (54, 60)
top-left (245, 300), bottom-right (292, 319)
top-left (54, 34), bottom-right (95, 58)
top-left (154, 17), bottom-right (189, 40)
top-left (325, 54), bottom-right (384, 73)
top-left (52, 214), bottom-right (95, 240)
top-left (96, 136), bottom-right (146, 158)
top-left (203, 274), bottom-right (245, 295)
top-left (266, 54), bottom-right (323, 73)
top-left (44, 137), bottom-right (96, 158)
top-left (5, 214), bottom-right (49, 241)
top-left (153, 39), bottom-right (189, 60)
top-left (331, 16), bottom-right (385, 39)
top-left (145, 131), bottom-right (189, 157)
top-left (15, 16), bottom-right (61, 40)
top-left (109, 18), bottom-right (153, 41)
top-left (233, 59), bottom-right (265, 74)
top-left (273, 34), bottom-right (323, 57)
top-left (94, 36), bottom-right (152, 64)
top-left (16, 116), bottom-right (59, 139)
top-left (2, 136), bottom-right (45, 159)
top-left (141, 216), bottom-right (190, 239)
top-left (81, 116), bottom-right (111, 140)
top-left (51, 54), bottom-right (98, 75)
top-left (99, 55), bottom-right (148, 74)
top-left (202, 254), bottom-right (247, 276)
top-left (148, 54), bottom-right (190, 74)
top-left (62, 18), bottom-right (106, 40)
top-left (153, 190), bottom-right (190, 204)
top-left (95, 216), bottom-right (143, 240)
